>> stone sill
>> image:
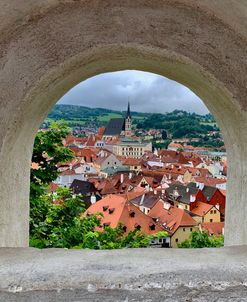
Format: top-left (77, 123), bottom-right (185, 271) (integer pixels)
top-left (0, 246), bottom-right (247, 301)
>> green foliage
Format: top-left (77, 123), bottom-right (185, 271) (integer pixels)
top-left (136, 110), bottom-right (219, 140)
top-left (178, 230), bottom-right (224, 248)
top-left (152, 139), bottom-right (172, 150)
top-left (31, 121), bottom-right (74, 198)
top-left (47, 104), bottom-right (146, 128)
top-left (30, 187), bottom-right (101, 248)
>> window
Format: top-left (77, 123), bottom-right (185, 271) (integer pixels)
top-left (135, 224), bottom-right (141, 230)
top-left (175, 238), bottom-right (178, 243)
top-left (210, 219), bottom-right (213, 222)
top-left (190, 228), bottom-right (193, 232)
top-left (210, 210), bottom-right (213, 214)
top-left (183, 228), bottom-right (186, 232)
top-left (214, 210), bottom-right (217, 214)
top-left (129, 211), bottom-right (135, 217)
top-left (108, 208), bottom-right (115, 214)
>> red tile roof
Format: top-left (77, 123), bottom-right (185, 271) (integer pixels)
top-left (148, 200), bottom-right (197, 234)
top-left (202, 222), bottom-right (224, 235)
top-left (194, 177), bottom-right (226, 187)
top-left (190, 201), bottom-right (214, 217)
top-left (84, 194), bottom-right (164, 235)
top-left (123, 158), bottom-right (141, 166)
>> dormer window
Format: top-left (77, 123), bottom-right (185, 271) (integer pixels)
top-left (149, 224), bottom-right (156, 231)
top-left (103, 205), bottom-right (109, 211)
top-left (134, 223), bottom-right (141, 230)
top-left (103, 222), bottom-right (110, 227)
top-left (129, 211), bottom-right (135, 217)
top-left (108, 208), bottom-right (115, 214)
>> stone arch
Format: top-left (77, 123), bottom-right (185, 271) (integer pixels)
top-left (0, 0), bottom-right (247, 247)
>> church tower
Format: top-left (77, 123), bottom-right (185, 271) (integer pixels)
top-left (125, 101), bottom-right (132, 137)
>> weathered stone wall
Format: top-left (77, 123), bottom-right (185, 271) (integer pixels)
top-left (0, 0), bottom-right (246, 248)
top-left (0, 247), bottom-right (247, 301)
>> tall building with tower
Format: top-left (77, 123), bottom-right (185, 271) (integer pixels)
top-left (102, 102), bottom-right (152, 157)
top-left (103, 102), bottom-right (133, 140)
top-left (125, 101), bottom-right (132, 137)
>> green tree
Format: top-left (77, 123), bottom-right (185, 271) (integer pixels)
top-left (31, 121), bottom-right (74, 198)
top-left (178, 230), bottom-right (224, 248)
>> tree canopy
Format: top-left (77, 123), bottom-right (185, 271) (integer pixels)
top-left (178, 230), bottom-right (224, 248)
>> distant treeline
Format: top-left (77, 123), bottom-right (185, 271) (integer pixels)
top-left (46, 105), bottom-right (219, 139)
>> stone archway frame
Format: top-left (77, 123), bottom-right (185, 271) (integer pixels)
top-left (0, 0), bottom-right (247, 247)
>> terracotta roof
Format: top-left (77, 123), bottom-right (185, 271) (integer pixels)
top-left (148, 200), bottom-right (197, 234)
top-left (194, 177), bottom-right (226, 187)
top-left (202, 222), bottom-right (224, 235)
top-left (123, 157), bottom-right (141, 166)
top-left (84, 194), bottom-right (164, 235)
top-left (70, 147), bottom-right (97, 161)
top-left (168, 143), bottom-right (183, 149)
top-left (219, 189), bottom-right (226, 196)
top-left (31, 162), bottom-right (39, 170)
top-left (60, 169), bottom-right (77, 176)
top-left (48, 182), bottom-right (59, 192)
top-left (190, 201), bottom-right (214, 217)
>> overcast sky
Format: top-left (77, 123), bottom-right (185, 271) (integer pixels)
top-left (58, 70), bottom-right (209, 115)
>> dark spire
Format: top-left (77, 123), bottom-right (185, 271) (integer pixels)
top-left (126, 101), bottom-right (131, 118)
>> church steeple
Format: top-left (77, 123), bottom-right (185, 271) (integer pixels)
top-left (125, 101), bottom-right (132, 137)
top-left (126, 101), bottom-right (131, 118)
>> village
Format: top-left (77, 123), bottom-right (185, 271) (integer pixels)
top-left (43, 103), bottom-right (227, 248)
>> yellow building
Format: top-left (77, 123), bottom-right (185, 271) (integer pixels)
top-left (191, 201), bottom-right (221, 224)
top-left (171, 225), bottom-right (198, 248)
top-left (113, 138), bottom-right (152, 158)
top-left (148, 200), bottom-right (198, 248)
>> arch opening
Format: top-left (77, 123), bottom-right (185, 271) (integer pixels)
top-left (31, 69), bottom-right (227, 249)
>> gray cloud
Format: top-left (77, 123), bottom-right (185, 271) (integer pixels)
top-left (58, 70), bottom-right (209, 115)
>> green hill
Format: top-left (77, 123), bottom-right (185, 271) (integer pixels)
top-left (45, 104), bottom-right (218, 138)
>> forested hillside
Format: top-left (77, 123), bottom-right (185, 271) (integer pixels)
top-left (45, 104), bottom-right (219, 138)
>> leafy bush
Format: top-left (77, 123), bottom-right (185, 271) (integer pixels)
top-left (178, 230), bottom-right (224, 248)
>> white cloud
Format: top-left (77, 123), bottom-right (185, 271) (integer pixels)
top-left (58, 70), bottom-right (209, 114)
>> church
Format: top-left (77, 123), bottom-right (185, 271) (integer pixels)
top-left (102, 103), bottom-right (152, 158)
top-left (103, 102), bottom-right (133, 140)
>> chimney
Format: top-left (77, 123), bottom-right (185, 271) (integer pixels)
top-left (154, 189), bottom-right (157, 195)
top-left (186, 187), bottom-right (189, 193)
top-left (90, 194), bottom-right (96, 204)
top-left (120, 173), bottom-right (124, 184)
top-left (129, 172), bottom-right (132, 179)
top-left (140, 194), bottom-right (145, 206)
top-left (199, 182), bottom-right (204, 190)
top-left (190, 194), bottom-right (196, 203)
